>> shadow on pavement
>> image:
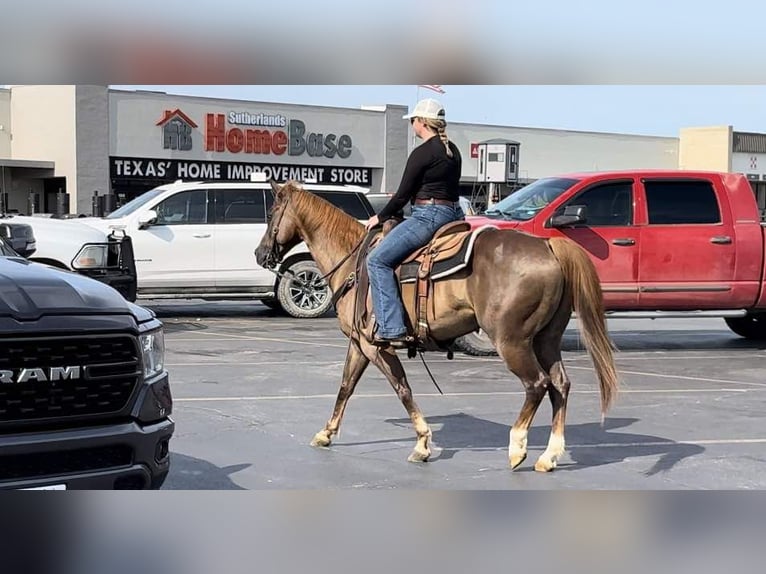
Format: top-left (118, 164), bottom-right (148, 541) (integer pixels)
top-left (342, 414), bottom-right (704, 476)
top-left (162, 453), bottom-right (250, 490)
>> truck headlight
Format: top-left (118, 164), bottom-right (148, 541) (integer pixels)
top-left (139, 329), bottom-right (165, 378)
top-left (72, 244), bottom-right (108, 269)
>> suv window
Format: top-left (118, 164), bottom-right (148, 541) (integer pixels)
top-left (557, 181), bottom-right (633, 226)
top-left (644, 180), bottom-right (721, 224)
top-left (155, 190), bottom-right (208, 225)
top-left (314, 191), bottom-right (372, 219)
top-left (216, 189), bottom-right (267, 224)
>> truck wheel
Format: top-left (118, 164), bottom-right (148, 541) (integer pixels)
top-left (455, 329), bottom-right (498, 356)
top-left (725, 315), bottom-right (766, 340)
top-left (277, 259), bottom-right (333, 319)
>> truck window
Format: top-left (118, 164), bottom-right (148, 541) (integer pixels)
top-left (216, 189), bottom-right (267, 224)
top-left (559, 182), bottom-right (633, 226)
top-left (644, 180), bottom-right (721, 224)
top-left (155, 190), bottom-right (208, 225)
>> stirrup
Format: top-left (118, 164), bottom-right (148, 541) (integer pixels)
top-left (372, 334), bottom-right (414, 349)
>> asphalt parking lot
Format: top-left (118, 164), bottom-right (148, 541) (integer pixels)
top-left (147, 301), bottom-right (766, 490)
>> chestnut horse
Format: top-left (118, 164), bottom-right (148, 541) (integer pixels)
top-left (255, 181), bottom-right (619, 472)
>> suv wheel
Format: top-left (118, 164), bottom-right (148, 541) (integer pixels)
top-left (277, 259), bottom-right (333, 318)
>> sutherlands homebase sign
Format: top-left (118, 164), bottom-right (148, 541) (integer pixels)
top-left (110, 157), bottom-right (372, 186)
top-left (206, 113), bottom-right (353, 159)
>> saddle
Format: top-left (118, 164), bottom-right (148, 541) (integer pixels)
top-left (350, 219), bottom-right (492, 354)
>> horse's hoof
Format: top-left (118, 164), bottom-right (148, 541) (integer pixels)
top-left (534, 458), bottom-right (556, 473)
top-left (407, 448), bottom-right (430, 463)
top-left (509, 453), bottom-right (527, 470)
top-left (311, 431), bottom-right (332, 448)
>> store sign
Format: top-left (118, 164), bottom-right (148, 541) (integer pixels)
top-left (205, 113), bottom-right (352, 159)
top-left (110, 157), bottom-right (372, 185)
top-left (155, 109), bottom-right (354, 159)
top-left (157, 109), bottom-right (198, 151)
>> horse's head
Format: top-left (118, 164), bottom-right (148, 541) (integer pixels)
top-left (255, 180), bottom-right (305, 270)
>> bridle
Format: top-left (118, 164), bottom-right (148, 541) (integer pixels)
top-left (263, 194), bottom-right (290, 272)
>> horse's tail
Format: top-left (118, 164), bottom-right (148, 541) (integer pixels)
top-left (548, 237), bottom-right (619, 417)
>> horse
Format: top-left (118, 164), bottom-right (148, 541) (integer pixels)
top-left (255, 180), bottom-right (619, 472)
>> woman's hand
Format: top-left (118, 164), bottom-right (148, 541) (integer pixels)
top-left (366, 214), bottom-right (380, 230)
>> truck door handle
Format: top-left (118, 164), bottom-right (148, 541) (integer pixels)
top-left (612, 238), bottom-right (635, 246)
top-left (193, 233), bottom-right (211, 239)
top-left (710, 236), bottom-right (732, 245)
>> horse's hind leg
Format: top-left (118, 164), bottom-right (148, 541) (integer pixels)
top-left (534, 357), bottom-right (571, 472)
top-left (311, 338), bottom-right (370, 448)
top-left (532, 293), bottom-right (574, 472)
top-left (367, 345), bottom-right (432, 463)
top-left (498, 341), bottom-right (551, 470)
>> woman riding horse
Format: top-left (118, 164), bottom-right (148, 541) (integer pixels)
top-left (365, 98), bottom-right (465, 348)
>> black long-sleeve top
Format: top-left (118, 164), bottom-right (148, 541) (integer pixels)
top-left (377, 136), bottom-right (462, 222)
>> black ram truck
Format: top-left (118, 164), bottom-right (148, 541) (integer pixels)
top-left (0, 238), bottom-right (174, 489)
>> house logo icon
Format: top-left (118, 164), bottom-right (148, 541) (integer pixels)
top-left (156, 109), bottom-right (198, 151)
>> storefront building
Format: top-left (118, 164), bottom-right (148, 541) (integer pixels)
top-left (0, 85), bottom-right (763, 217)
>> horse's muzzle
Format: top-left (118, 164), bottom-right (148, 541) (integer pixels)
top-left (254, 245), bottom-right (271, 268)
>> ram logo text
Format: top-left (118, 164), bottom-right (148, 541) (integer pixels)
top-left (0, 367), bottom-right (82, 384)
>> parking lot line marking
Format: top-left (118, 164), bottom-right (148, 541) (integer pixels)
top-left (567, 365), bottom-right (766, 388)
top-left (164, 358), bottom-right (489, 367)
top-left (568, 353), bottom-right (766, 361)
top-left (429, 438), bottom-right (766, 451)
top-left (174, 387), bottom-right (756, 402)
top-left (181, 330), bottom-right (349, 349)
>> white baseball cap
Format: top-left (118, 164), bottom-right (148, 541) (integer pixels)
top-left (403, 98), bottom-right (446, 121)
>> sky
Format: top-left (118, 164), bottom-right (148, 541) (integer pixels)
top-left (110, 85), bottom-right (766, 138)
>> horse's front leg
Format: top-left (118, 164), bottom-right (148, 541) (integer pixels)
top-left (311, 337), bottom-right (370, 448)
top-left (365, 343), bottom-right (432, 463)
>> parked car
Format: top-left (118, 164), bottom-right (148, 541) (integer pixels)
top-left (0, 237), bottom-right (174, 489)
top-left (79, 179), bottom-right (376, 318)
top-left (2, 215), bottom-right (138, 302)
top-left (458, 169), bottom-right (766, 354)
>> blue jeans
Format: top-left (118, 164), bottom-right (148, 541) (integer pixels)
top-left (367, 204), bottom-right (465, 338)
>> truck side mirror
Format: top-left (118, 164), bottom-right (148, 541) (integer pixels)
top-left (549, 205), bottom-right (587, 228)
top-left (137, 210), bottom-right (158, 229)
top-left (15, 243), bottom-right (37, 259)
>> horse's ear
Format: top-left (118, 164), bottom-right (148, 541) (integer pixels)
top-left (269, 179), bottom-right (280, 197)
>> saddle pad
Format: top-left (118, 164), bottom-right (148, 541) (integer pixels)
top-left (399, 225), bottom-right (495, 284)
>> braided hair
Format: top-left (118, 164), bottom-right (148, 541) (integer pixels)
top-left (423, 117), bottom-right (453, 158)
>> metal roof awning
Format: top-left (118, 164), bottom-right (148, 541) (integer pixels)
top-left (0, 158), bottom-right (56, 169)
top-left (478, 138), bottom-right (521, 145)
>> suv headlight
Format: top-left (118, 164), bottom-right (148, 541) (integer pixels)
top-left (139, 329), bottom-right (165, 378)
top-left (72, 244), bottom-right (108, 269)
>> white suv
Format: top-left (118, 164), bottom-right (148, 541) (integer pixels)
top-left (79, 179), bottom-right (375, 318)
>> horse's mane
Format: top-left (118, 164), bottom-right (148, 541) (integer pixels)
top-left (286, 182), bottom-right (366, 253)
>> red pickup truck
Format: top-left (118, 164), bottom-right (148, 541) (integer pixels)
top-left (459, 169), bottom-right (766, 355)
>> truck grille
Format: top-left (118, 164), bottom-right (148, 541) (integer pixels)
top-left (0, 335), bottom-right (141, 425)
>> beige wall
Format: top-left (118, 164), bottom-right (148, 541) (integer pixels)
top-left (679, 126), bottom-right (732, 172)
top-left (10, 85), bottom-right (78, 210)
top-left (449, 123), bottom-right (680, 182)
